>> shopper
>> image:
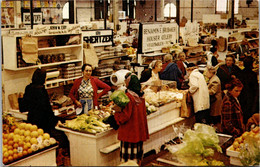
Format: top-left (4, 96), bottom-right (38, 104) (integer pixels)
top-left (188, 64), bottom-right (210, 124)
top-left (246, 113), bottom-right (259, 131)
top-left (216, 55), bottom-right (241, 91)
top-left (69, 64), bottom-right (111, 114)
top-left (160, 54), bottom-right (183, 89)
top-left (205, 66), bottom-right (222, 128)
top-left (18, 68), bottom-right (70, 166)
top-left (140, 60), bottom-right (162, 83)
top-left (221, 78), bottom-right (245, 138)
top-left (114, 73), bottom-right (149, 165)
top-left (209, 47), bottom-right (219, 67)
top-left (176, 52), bottom-right (189, 88)
top-left (236, 39), bottom-right (250, 61)
top-left (238, 56), bottom-right (259, 124)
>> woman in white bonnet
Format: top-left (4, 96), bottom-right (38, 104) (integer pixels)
top-left (140, 60), bottom-right (162, 83)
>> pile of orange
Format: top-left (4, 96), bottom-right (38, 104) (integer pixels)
top-left (229, 126), bottom-right (260, 152)
top-left (2, 122), bottom-right (56, 164)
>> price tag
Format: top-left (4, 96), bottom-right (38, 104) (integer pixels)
top-left (37, 137), bottom-right (43, 144)
top-left (17, 147), bottom-right (23, 153)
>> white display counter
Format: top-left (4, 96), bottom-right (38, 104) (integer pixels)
top-left (56, 101), bottom-right (184, 166)
top-left (8, 145), bottom-right (58, 166)
top-left (56, 126), bottom-right (120, 166)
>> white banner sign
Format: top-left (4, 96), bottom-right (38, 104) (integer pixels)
top-left (82, 29), bottom-right (113, 47)
top-left (33, 24), bottom-right (81, 36)
top-left (141, 23), bottom-right (178, 53)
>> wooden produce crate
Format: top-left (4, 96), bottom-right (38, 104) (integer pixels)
top-left (8, 145), bottom-right (58, 166)
top-left (226, 146), bottom-right (243, 166)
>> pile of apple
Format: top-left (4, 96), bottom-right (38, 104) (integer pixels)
top-left (2, 122), bottom-right (56, 164)
top-left (229, 126), bottom-right (260, 152)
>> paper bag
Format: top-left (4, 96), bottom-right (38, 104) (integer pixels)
top-left (20, 35), bottom-right (38, 64)
top-left (8, 93), bottom-right (19, 110)
top-left (83, 42), bottom-right (98, 68)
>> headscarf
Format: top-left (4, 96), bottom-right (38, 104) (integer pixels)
top-left (149, 60), bottom-right (158, 69)
top-left (125, 73), bottom-right (143, 104)
top-left (32, 68), bottom-right (46, 85)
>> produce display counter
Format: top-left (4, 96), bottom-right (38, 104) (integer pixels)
top-left (144, 101), bottom-right (184, 153)
top-left (55, 126), bottom-right (120, 166)
top-left (8, 145), bottom-right (58, 166)
top-left (56, 100), bottom-right (184, 166)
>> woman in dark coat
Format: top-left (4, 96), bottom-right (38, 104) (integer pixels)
top-left (216, 55), bottom-right (241, 90)
top-left (18, 68), bottom-right (70, 166)
top-left (238, 56), bottom-right (259, 124)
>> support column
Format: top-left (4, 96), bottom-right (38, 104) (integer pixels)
top-left (104, 0), bottom-right (107, 29)
top-left (30, 0), bottom-right (33, 29)
top-left (158, 0), bottom-right (165, 21)
top-left (14, 1), bottom-right (22, 28)
top-left (231, 0), bottom-right (235, 29)
top-left (176, 0), bottom-right (180, 25)
top-left (113, 0), bottom-right (119, 32)
top-left (69, 0), bottom-right (75, 24)
top-left (191, 0), bottom-right (193, 22)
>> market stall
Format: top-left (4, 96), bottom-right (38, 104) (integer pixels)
top-left (2, 114), bottom-right (58, 166)
top-left (56, 102), bottom-right (184, 166)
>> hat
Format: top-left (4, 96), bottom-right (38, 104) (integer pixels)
top-left (198, 64), bottom-right (207, 71)
top-left (207, 65), bottom-right (216, 73)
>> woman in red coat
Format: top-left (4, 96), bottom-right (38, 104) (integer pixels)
top-left (114, 73), bottom-right (149, 165)
top-left (69, 64), bottom-right (111, 114)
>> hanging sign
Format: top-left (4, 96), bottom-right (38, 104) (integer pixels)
top-left (140, 23), bottom-right (178, 53)
top-left (82, 29), bottom-right (113, 47)
top-left (33, 24), bottom-right (81, 35)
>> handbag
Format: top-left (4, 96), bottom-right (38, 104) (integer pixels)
top-left (210, 94), bottom-right (217, 104)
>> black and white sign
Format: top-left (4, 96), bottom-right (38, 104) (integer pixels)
top-left (140, 23), bottom-right (178, 53)
top-left (82, 29), bottom-right (113, 47)
top-left (23, 13), bottom-right (42, 24)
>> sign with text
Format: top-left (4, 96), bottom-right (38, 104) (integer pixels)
top-left (33, 24), bottom-right (81, 36)
top-left (82, 29), bottom-right (113, 47)
top-left (23, 13), bottom-right (42, 24)
top-left (141, 23), bottom-right (178, 53)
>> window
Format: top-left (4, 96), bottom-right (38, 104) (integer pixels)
top-left (164, 3), bottom-right (176, 18)
top-left (63, 2), bottom-right (69, 19)
top-left (216, 0), bottom-right (239, 14)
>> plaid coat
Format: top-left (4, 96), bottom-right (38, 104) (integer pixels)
top-left (221, 92), bottom-right (245, 138)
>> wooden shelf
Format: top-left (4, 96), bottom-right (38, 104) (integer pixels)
top-left (7, 60), bottom-right (82, 71)
top-left (96, 75), bottom-right (111, 79)
top-left (38, 44), bottom-right (82, 51)
top-left (142, 52), bottom-right (166, 57)
top-left (45, 76), bottom-right (82, 89)
top-left (228, 40), bottom-right (242, 45)
top-left (247, 37), bottom-right (259, 41)
top-left (99, 55), bottom-right (127, 61)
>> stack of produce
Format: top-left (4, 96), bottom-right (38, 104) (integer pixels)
top-left (64, 114), bottom-right (110, 134)
top-left (228, 126), bottom-right (260, 166)
top-left (166, 123), bottom-right (225, 166)
top-left (144, 88), bottom-right (183, 107)
top-left (2, 120), bottom-right (56, 165)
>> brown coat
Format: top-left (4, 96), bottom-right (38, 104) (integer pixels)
top-left (208, 75), bottom-right (222, 116)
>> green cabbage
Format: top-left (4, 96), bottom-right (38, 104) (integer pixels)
top-left (110, 90), bottom-right (130, 107)
top-left (173, 123), bottom-right (223, 165)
